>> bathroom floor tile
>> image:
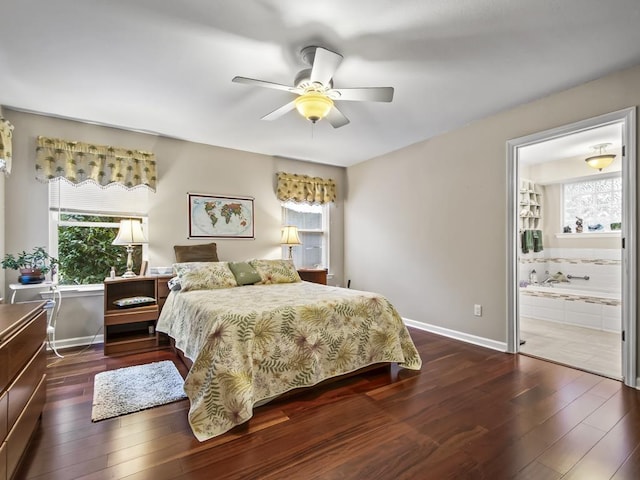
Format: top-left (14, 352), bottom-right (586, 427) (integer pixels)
top-left (520, 316), bottom-right (621, 379)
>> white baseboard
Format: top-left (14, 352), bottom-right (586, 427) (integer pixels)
top-left (403, 318), bottom-right (508, 352)
top-left (47, 334), bottom-right (104, 352)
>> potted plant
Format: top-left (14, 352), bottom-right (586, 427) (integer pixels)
top-left (1, 246), bottom-right (58, 284)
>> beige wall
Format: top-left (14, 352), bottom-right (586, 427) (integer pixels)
top-left (345, 63), bottom-right (640, 348)
top-left (3, 109), bottom-right (345, 343)
top-left (0, 106), bottom-right (4, 301)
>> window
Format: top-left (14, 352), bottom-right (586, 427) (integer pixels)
top-left (563, 175), bottom-right (622, 232)
top-left (49, 179), bottom-right (150, 285)
top-left (281, 201), bottom-right (329, 268)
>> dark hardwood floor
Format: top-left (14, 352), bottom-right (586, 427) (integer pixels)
top-left (14, 329), bottom-right (640, 479)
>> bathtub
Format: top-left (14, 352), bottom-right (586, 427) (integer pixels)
top-left (519, 284), bottom-right (621, 332)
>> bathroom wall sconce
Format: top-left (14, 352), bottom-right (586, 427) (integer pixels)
top-left (585, 142), bottom-right (616, 171)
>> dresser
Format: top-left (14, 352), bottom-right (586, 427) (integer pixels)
top-left (0, 302), bottom-right (47, 480)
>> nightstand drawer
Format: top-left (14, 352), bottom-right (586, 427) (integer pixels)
top-left (105, 306), bottom-right (158, 326)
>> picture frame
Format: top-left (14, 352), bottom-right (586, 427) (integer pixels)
top-left (188, 193), bottom-right (255, 239)
top-left (139, 260), bottom-right (148, 276)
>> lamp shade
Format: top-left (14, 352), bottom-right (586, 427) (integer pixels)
top-left (112, 219), bottom-right (147, 246)
top-left (585, 154), bottom-right (616, 171)
top-left (585, 143), bottom-right (616, 172)
top-left (280, 225), bottom-right (302, 245)
top-left (294, 92), bottom-right (334, 123)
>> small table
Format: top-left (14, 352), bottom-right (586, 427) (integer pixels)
top-left (9, 282), bottom-right (63, 358)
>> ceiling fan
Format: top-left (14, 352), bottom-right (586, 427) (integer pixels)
top-left (232, 46), bottom-right (394, 128)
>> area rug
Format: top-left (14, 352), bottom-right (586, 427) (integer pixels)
top-left (91, 360), bottom-right (187, 422)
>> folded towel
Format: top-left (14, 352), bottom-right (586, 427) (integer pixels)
top-left (522, 230), bottom-right (534, 253)
top-left (532, 229), bottom-right (544, 252)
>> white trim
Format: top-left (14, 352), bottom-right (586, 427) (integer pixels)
top-left (46, 334), bottom-right (104, 351)
top-left (555, 232), bottom-right (621, 239)
top-left (507, 107), bottom-right (636, 388)
top-left (39, 285), bottom-right (104, 299)
top-left (403, 318), bottom-right (508, 352)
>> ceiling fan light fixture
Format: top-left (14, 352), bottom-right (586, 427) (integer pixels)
top-left (294, 92), bottom-right (334, 123)
top-left (585, 143), bottom-right (616, 171)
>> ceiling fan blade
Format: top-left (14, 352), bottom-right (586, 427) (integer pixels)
top-left (261, 100), bottom-right (297, 121)
top-left (330, 87), bottom-right (394, 102)
top-left (310, 47), bottom-right (343, 86)
top-left (232, 76), bottom-right (299, 93)
top-left (326, 106), bottom-right (350, 129)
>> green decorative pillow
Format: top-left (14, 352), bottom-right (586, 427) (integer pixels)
top-left (249, 259), bottom-right (301, 285)
top-left (228, 261), bottom-right (262, 286)
top-left (173, 262), bottom-right (237, 292)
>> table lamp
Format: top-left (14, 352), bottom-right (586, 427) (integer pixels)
top-left (280, 225), bottom-right (301, 260)
top-left (112, 219), bottom-right (147, 278)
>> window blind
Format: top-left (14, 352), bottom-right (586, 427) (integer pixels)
top-left (48, 178), bottom-right (151, 216)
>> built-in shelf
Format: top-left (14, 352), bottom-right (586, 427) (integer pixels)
top-left (519, 179), bottom-right (543, 231)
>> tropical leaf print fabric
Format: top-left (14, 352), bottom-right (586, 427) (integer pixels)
top-left (156, 282), bottom-right (422, 441)
top-left (249, 258), bottom-right (301, 284)
top-left (173, 262), bottom-right (238, 291)
top-left (35, 136), bottom-right (157, 190)
top-left (276, 172), bottom-right (336, 204)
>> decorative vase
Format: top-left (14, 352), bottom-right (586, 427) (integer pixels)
top-left (18, 268), bottom-right (45, 284)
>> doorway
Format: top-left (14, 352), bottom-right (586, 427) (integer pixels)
top-left (507, 108), bottom-right (637, 388)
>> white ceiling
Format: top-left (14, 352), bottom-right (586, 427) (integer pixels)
top-left (519, 123), bottom-right (622, 165)
top-left (2, 0), bottom-right (640, 167)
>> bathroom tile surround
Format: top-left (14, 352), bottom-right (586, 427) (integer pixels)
top-left (519, 248), bottom-right (621, 293)
top-left (519, 248), bottom-right (621, 333)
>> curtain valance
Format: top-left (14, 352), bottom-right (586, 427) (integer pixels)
top-left (35, 136), bottom-right (157, 191)
top-left (276, 172), bottom-right (336, 204)
top-left (0, 117), bottom-right (14, 175)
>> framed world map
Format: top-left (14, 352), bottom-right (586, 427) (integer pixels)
top-left (188, 193), bottom-right (255, 239)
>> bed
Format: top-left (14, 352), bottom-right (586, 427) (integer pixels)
top-left (156, 259), bottom-right (422, 442)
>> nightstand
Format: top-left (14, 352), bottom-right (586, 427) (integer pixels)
top-left (297, 268), bottom-right (328, 285)
top-left (103, 275), bottom-right (172, 355)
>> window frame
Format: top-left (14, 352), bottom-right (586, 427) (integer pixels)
top-left (561, 173), bottom-right (622, 235)
top-left (48, 180), bottom-right (150, 286)
top-left (281, 201), bottom-right (330, 269)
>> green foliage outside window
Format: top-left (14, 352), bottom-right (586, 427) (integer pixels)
top-left (57, 214), bottom-right (142, 284)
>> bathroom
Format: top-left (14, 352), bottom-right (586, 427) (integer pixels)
top-left (517, 123), bottom-right (622, 379)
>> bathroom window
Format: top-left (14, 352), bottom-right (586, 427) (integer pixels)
top-left (562, 175), bottom-right (622, 232)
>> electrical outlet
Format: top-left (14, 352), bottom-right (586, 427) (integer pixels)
top-left (474, 304), bottom-right (482, 317)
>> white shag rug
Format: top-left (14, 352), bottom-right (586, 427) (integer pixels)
top-left (91, 360), bottom-right (187, 422)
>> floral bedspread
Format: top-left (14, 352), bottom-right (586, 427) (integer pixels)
top-left (156, 281), bottom-right (422, 441)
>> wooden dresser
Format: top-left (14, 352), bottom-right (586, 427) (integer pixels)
top-left (0, 302), bottom-right (47, 480)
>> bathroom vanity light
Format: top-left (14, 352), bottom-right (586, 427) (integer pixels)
top-left (585, 143), bottom-right (616, 172)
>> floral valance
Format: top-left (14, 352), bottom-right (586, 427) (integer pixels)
top-left (0, 117), bottom-right (14, 175)
top-left (35, 136), bottom-right (157, 191)
top-left (276, 172), bottom-right (336, 204)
